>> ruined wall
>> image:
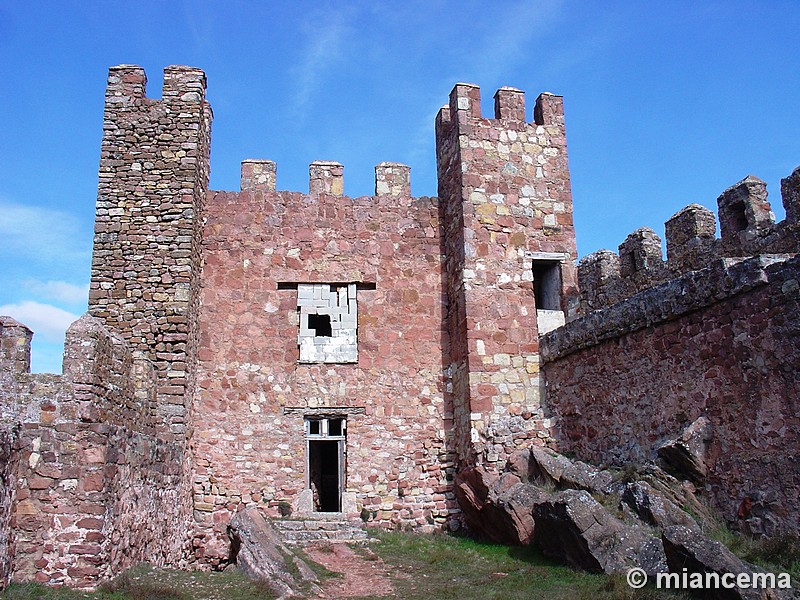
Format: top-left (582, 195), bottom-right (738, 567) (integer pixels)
top-left (542, 171), bottom-right (800, 532)
top-left (435, 85), bottom-right (577, 469)
top-left (191, 162), bottom-right (456, 566)
top-left (88, 64), bottom-right (212, 436)
top-left (2, 315), bottom-right (192, 588)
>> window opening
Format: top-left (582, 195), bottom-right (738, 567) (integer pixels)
top-left (532, 261), bottom-right (562, 311)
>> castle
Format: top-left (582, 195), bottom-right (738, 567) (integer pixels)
top-left (0, 65), bottom-right (797, 589)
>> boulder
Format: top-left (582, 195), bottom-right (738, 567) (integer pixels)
top-left (622, 480), bottom-right (700, 532)
top-left (508, 446), bottom-right (614, 493)
top-left (657, 416), bottom-right (713, 483)
top-left (662, 525), bottom-right (792, 600)
top-left (227, 508), bottom-right (318, 599)
top-left (455, 467), bottom-right (547, 545)
top-left (532, 489), bottom-right (666, 575)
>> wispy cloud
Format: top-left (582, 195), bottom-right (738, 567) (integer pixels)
top-left (0, 199), bottom-right (90, 264)
top-left (290, 8), bottom-right (353, 120)
top-left (0, 301), bottom-right (79, 343)
top-left (23, 280), bottom-right (89, 305)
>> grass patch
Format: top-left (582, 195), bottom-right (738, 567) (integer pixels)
top-left (363, 530), bottom-right (689, 600)
top-left (707, 525), bottom-right (800, 583)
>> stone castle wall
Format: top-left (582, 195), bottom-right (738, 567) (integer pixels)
top-left (191, 162), bottom-right (457, 565)
top-left (0, 315), bottom-right (192, 588)
top-left (542, 172), bottom-right (800, 532)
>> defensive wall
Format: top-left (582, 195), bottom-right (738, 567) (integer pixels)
top-left (542, 169), bottom-right (800, 534)
top-left (0, 315), bottom-right (191, 588)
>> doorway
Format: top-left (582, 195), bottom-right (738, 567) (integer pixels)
top-left (305, 417), bottom-right (346, 512)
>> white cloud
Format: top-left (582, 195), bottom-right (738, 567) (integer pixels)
top-left (290, 8), bottom-right (353, 119)
top-left (0, 199), bottom-right (90, 263)
top-left (22, 280), bottom-right (90, 305)
top-left (0, 301), bottom-right (79, 343)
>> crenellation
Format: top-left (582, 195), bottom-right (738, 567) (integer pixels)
top-left (576, 250), bottom-right (621, 313)
top-left (665, 203), bottom-right (717, 273)
top-left (309, 160), bottom-right (344, 196)
top-left (533, 92), bottom-right (565, 127)
top-left (105, 65), bottom-right (147, 105)
top-left (781, 165), bottom-right (800, 223)
top-left (240, 159), bottom-right (276, 192)
top-left (717, 175), bottom-right (775, 252)
top-left (493, 86), bottom-right (525, 122)
top-left (617, 227), bottom-right (666, 292)
top-left (162, 65), bottom-right (207, 104)
top-left (374, 162), bottom-right (411, 197)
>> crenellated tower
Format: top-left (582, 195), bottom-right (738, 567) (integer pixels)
top-left (88, 65), bottom-right (212, 435)
top-left (435, 83), bottom-right (578, 468)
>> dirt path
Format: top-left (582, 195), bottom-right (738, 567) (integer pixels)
top-left (305, 542), bottom-right (395, 598)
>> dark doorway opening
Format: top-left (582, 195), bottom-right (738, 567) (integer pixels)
top-left (308, 440), bottom-right (341, 512)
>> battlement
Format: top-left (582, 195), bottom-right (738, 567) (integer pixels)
top-left (577, 166), bottom-right (800, 313)
top-left (105, 64), bottom-right (207, 106)
top-left (238, 159), bottom-right (412, 197)
top-left (435, 83), bottom-right (564, 129)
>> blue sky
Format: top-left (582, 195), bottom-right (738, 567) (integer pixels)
top-left (1, 1), bottom-right (799, 373)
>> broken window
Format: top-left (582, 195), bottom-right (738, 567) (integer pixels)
top-left (297, 283), bottom-right (357, 363)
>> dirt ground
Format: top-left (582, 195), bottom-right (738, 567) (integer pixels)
top-left (305, 542), bottom-right (395, 598)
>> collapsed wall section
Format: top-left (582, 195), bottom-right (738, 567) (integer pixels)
top-left (1, 315), bottom-right (192, 588)
top-left (542, 172), bottom-right (800, 533)
top-left (435, 85), bottom-right (578, 469)
top-left (191, 162), bottom-right (456, 566)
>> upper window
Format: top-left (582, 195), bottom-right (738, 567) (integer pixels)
top-left (297, 283), bottom-right (357, 363)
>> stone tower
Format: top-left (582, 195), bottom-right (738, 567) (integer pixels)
top-left (435, 84), bottom-right (578, 467)
top-left (88, 65), bottom-right (212, 435)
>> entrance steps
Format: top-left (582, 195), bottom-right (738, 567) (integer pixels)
top-left (273, 513), bottom-right (371, 544)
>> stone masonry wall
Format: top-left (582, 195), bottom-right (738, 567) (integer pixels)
top-left (191, 162), bottom-right (457, 566)
top-left (435, 85), bottom-right (578, 469)
top-left (88, 65), bottom-right (212, 437)
top-left (1, 315), bottom-right (191, 588)
top-left (542, 173), bottom-right (800, 532)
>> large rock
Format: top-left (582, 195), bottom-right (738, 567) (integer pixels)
top-left (532, 489), bottom-right (666, 575)
top-left (455, 467), bottom-right (548, 545)
top-left (508, 446), bottom-right (613, 493)
top-left (228, 508), bottom-right (318, 599)
top-left (657, 416), bottom-right (713, 483)
top-left (622, 480), bottom-right (700, 532)
top-left (662, 525), bottom-right (792, 600)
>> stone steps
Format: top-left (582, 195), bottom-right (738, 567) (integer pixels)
top-left (273, 513), bottom-right (371, 544)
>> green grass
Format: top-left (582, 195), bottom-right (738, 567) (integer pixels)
top-left (360, 530), bottom-right (690, 600)
top-left (707, 526), bottom-right (800, 584)
top-left (1, 563), bottom-right (277, 600)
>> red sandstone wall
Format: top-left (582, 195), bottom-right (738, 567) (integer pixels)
top-left (542, 256), bottom-right (800, 530)
top-left (192, 188), bottom-right (457, 565)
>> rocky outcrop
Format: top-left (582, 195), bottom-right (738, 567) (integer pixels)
top-left (657, 417), bottom-right (713, 484)
top-left (454, 467), bottom-right (547, 545)
top-left (662, 525), bottom-right (792, 600)
top-left (227, 508), bottom-right (321, 599)
top-left (533, 489), bottom-right (666, 575)
top-left (508, 446), bottom-right (613, 492)
top-left (457, 446), bottom-right (788, 592)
